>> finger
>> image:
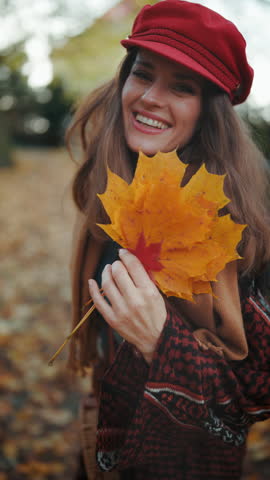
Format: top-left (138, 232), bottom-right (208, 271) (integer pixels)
top-left (118, 249), bottom-right (156, 290)
top-left (110, 260), bottom-right (137, 298)
top-left (101, 264), bottom-right (129, 313)
top-left (88, 277), bottom-right (117, 327)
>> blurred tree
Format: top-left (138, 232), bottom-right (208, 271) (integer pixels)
top-left (12, 78), bottom-right (73, 147)
top-left (0, 0), bottom-right (118, 53)
top-left (0, 110), bottom-right (12, 167)
top-left (52, 1), bottom-right (135, 97)
top-left (0, 46), bottom-right (73, 166)
top-left (242, 106), bottom-right (270, 161)
top-left (0, 44), bottom-right (26, 166)
top-left (51, 0), bottom-right (158, 98)
top-left (1, 0), bottom-right (270, 166)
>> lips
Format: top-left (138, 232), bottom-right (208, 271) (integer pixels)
top-left (133, 110), bottom-right (171, 134)
top-left (136, 113), bottom-right (168, 130)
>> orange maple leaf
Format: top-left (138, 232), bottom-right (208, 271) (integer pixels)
top-left (98, 151), bottom-right (246, 302)
top-left (48, 151), bottom-right (247, 365)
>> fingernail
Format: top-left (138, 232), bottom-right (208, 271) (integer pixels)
top-left (119, 248), bottom-right (128, 256)
top-left (88, 279), bottom-right (94, 289)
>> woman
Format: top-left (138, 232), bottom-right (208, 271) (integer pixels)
top-left (68, 1), bottom-right (270, 479)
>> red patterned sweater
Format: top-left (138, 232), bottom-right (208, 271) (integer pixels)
top-left (96, 289), bottom-right (270, 479)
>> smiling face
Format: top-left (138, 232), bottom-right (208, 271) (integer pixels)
top-left (121, 49), bottom-right (203, 156)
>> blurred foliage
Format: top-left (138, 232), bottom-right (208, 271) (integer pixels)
top-left (0, 0), bottom-right (270, 167)
top-left (51, 0), bottom-right (157, 98)
top-left (0, 46), bottom-right (73, 167)
top-left (0, 44), bottom-right (26, 166)
top-left (242, 107), bottom-right (270, 160)
top-left (1, 1), bottom-right (158, 168)
top-left (0, 0), bottom-right (106, 51)
top-left (52, 4), bottom-right (135, 97)
top-left (0, 43), bottom-right (26, 71)
top-left (9, 78), bottom-right (73, 147)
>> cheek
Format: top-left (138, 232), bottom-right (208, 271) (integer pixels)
top-left (121, 78), bottom-right (136, 110)
top-left (122, 77), bottom-right (145, 112)
top-left (121, 86), bottom-right (128, 116)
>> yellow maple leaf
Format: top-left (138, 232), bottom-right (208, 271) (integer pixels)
top-left (48, 150), bottom-right (248, 366)
top-left (97, 150), bottom-right (246, 301)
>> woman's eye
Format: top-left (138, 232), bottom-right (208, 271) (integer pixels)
top-left (132, 69), bottom-right (152, 82)
top-left (173, 83), bottom-right (196, 94)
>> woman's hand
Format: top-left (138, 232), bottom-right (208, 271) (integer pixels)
top-left (88, 249), bottom-right (167, 364)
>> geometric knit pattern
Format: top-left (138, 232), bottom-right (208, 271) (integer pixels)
top-left (96, 289), bottom-right (270, 479)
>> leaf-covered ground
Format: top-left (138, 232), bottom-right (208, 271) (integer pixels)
top-left (0, 148), bottom-right (269, 479)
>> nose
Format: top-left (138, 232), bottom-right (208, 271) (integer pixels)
top-left (141, 82), bottom-right (166, 107)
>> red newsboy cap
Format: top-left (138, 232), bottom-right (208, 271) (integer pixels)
top-left (121, 0), bottom-right (254, 105)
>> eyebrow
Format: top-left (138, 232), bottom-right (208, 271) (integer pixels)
top-left (134, 59), bottom-right (154, 69)
top-left (134, 59), bottom-right (199, 82)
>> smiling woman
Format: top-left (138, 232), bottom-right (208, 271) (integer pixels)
top-left (121, 51), bottom-right (202, 155)
top-left (65, 1), bottom-right (270, 479)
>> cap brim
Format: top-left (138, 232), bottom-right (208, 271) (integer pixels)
top-left (121, 38), bottom-right (231, 98)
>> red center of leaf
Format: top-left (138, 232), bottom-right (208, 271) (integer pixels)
top-left (129, 232), bottom-right (163, 276)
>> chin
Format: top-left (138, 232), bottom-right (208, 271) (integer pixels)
top-left (129, 142), bottom-right (168, 157)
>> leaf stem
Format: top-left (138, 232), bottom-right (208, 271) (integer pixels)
top-left (48, 289), bottom-right (104, 366)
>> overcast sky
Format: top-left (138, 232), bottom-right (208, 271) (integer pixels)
top-left (1, 0), bottom-right (270, 110)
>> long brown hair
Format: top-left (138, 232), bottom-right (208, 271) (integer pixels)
top-left (67, 49), bottom-right (270, 275)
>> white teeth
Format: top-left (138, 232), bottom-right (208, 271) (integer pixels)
top-left (136, 114), bottom-right (168, 130)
